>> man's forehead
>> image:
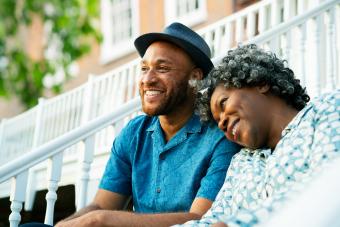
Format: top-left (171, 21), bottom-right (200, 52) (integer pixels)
top-left (140, 57), bottom-right (173, 65)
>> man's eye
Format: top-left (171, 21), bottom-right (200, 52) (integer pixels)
top-left (140, 66), bottom-right (148, 73)
top-left (157, 66), bottom-right (170, 73)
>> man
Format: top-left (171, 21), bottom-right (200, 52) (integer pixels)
top-left (180, 44), bottom-right (339, 226)
top-left (53, 23), bottom-right (239, 227)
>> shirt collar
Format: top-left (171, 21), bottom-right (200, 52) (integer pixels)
top-left (146, 114), bottom-right (202, 134)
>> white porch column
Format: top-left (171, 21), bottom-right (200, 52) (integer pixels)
top-left (44, 153), bottom-right (64, 225)
top-left (9, 171), bottom-right (29, 227)
top-left (77, 135), bottom-right (95, 209)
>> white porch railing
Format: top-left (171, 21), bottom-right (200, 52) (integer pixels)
top-left (0, 0), bottom-right (339, 226)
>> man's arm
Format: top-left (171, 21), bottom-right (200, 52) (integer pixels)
top-left (56, 197), bottom-right (212, 227)
top-left (56, 189), bottom-right (129, 225)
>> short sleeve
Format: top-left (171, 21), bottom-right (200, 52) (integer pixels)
top-left (99, 121), bottom-right (134, 195)
top-left (195, 137), bottom-right (240, 201)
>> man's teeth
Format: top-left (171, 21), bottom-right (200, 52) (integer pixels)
top-left (146, 90), bottom-right (161, 96)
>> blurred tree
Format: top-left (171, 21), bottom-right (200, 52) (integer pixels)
top-left (0, 0), bottom-right (101, 108)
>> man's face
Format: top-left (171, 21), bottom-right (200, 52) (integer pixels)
top-left (210, 84), bottom-right (271, 149)
top-left (139, 41), bottom-right (196, 116)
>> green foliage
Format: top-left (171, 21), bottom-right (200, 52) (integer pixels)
top-left (0, 0), bottom-right (102, 108)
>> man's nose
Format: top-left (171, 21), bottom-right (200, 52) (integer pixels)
top-left (140, 69), bottom-right (157, 85)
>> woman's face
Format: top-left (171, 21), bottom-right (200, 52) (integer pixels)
top-left (210, 84), bottom-right (271, 149)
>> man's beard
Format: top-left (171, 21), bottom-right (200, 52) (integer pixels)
top-left (141, 81), bottom-right (191, 116)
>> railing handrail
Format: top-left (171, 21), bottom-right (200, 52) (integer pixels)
top-left (0, 98), bottom-right (141, 183)
top-left (246, 0), bottom-right (337, 45)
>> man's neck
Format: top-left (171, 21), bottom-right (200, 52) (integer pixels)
top-left (159, 103), bottom-right (195, 142)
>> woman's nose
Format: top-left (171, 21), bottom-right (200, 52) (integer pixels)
top-left (218, 114), bottom-right (228, 131)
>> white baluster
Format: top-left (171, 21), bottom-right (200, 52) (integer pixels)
top-left (25, 98), bottom-right (46, 211)
top-left (271, 0), bottom-right (281, 26)
top-left (297, 0), bottom-right (307, 14)
top-left (310, 15), bottom-right (323, 96)
top-left (126, 67), bottom-right (134, 101)
top-left (82, 75), bottom-right (95, 123)
top-left (119, 70), bottom-right (128, 105)
top-left (74, 88), bottom-right (83, 127)
top-left (132, 67), bottom-right (138, 99)
top-left (0, 118), bottom-right (6, 165)
top-left (213, 26), bottom-right (222, 57)
top-left (298, 23), bottom-right (307, 87)
top-left (188, 0), bottom-right (195, 12)
top-left (44, 153), bottom-right (63, 225)
top-left (223, 22), bottom-right (232, 50)
top-left (284, 30), bottom-right (292, 66)
top-left (204, 30), bottom-right (213, 55)
top-left (325, 8), bottom-right (337, 91)
top-left (284, 0), bottom-right (294, 21)
top-left (9, 171), bottom-right (29, 227)
top-left (246, 12), bottom-right (256, 39)
top-left (269, 36), bottom-right (280, 54)
top-left (50, 100), bottom-right (58, 140)
top-left (25, 98), bottom-right (46, 206)
top-left (77, 135), bottom-right (95, 209)
top-left (235, 16), bottom-right (244, 44)
top-left (258, 6), bottom-right (266, 34)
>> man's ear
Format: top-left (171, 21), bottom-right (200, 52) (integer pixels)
top-left (257, 84), bottom-right (270, 94)
top-left (190, 68), bottom-right (203, 80)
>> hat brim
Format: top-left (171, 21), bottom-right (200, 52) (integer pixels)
top-left (134, 33), bottom-right (214, 76)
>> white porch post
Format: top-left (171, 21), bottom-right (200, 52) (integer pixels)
top-left (25, 98), bottom-right (45, 211)
top-left (77, 135), bottom-right (95, 209)
top-left (44, 152), bottom-right (64, 225)
top-left (9, 171), bottom-right (29, 227)
top-left (76, 74), bottom-right (95, 209)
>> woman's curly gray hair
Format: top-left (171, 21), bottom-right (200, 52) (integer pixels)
top-left (191, 44), bottom-right (310, 122)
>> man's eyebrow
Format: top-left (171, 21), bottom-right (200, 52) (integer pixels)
top-left (140, 59), bottom-right (173, 65)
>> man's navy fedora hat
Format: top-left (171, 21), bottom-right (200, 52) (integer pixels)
top-left (134, 22), bottom-right (214, 76)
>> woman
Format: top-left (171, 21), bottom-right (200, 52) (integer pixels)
top-left (179, 44), bottom-right (340, 226)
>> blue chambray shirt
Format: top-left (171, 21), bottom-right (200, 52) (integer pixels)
top-left (99, 114), bottom-right (240, 213)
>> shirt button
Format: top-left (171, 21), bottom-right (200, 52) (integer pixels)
top-left (159, 154), bottom-right (165, 160)
top-left (156, 188), bottom-right (161, 193)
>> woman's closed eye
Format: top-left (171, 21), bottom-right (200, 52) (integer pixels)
top-left (220, 97), bottom-right (228, 110)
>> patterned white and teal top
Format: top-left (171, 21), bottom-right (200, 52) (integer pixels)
top-left (178, 90), bottom-right (340, 227)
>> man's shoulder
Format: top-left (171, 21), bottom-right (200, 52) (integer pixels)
top-left (200, 121), bottom-right (226, 139)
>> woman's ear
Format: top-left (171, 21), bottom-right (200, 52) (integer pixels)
top-left (190, 68), bottom-right (203, 81)
top-left (257, 84), bottom-right (270, 94)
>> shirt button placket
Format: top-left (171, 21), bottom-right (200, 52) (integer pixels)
top-left (157, 154), bottom-right (165, 194)
top-left (155, 150), bottom-right (164, 210)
